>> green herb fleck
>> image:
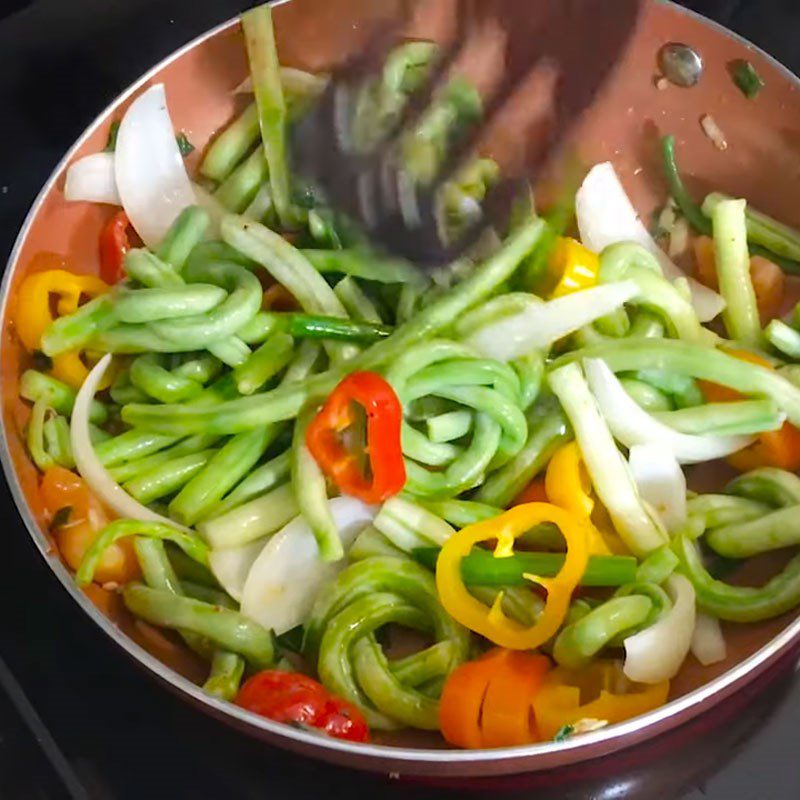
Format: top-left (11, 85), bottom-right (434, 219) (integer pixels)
top-left (104, 121), bottom-right (121, 153)
top-left (51, 506), bottom-right (73, 529)
top-left (176, 132), bottom-right (195, 157)
top-left (730, 60), bottom-right (765, 100)
top-left (554, 724), bottom-right (575, 742)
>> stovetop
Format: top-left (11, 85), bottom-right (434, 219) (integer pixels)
top-left (1, 1), bottom-right (800, 798)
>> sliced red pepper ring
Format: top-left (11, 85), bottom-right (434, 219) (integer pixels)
top-left (306, 371), bottom-right (406, 504)
top-left (99, 211), bottom-right (132, 284)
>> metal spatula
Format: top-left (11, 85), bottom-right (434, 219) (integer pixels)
top-left (291, 0), bottom-right (644, 266)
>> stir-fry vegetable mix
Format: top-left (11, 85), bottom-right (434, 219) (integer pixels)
top-left (15, 3), bottom-right (800, 748)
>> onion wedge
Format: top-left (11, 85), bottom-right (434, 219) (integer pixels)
top-left (584, 358), bottom-right (753, 464)
top-left (690, 612), bottom-right (727, 666)
top-left (628, 443), bottom-right (687, 533)
top-left (208, 539), bottom-right (267, 603)
top-left (71, 355), bottom-right (190, 530)
top-left (624, 574), bottom-right (696, 683)
top-left (240, 497), bottom-right (376, 635)
top-left (576, 163), bottom-right (724, 322)
top-left (465, 281), bottom-right (638, 361)
top-left (115, 84), bottom-right (195, 248)
top-left (64, 153), bottom-right (121, 205)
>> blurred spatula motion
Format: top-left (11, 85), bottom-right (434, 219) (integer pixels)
top-left (290, 0), bottom-right (644, 267)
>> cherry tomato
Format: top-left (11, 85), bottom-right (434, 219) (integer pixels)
top-left (99, 211), bottom-right (132, 284)
top-left (236, 671), bottom-right (370, 742)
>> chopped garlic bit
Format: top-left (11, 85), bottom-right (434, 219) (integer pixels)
top-left (655, 75), bottom-right (670, 91)
top-left (700, 114), bottom-right (728, 151)
top-left (572, 718), bottom-right (609, 735)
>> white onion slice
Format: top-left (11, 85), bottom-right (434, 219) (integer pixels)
top-left (576, 163), bottom-right (725, 322)
top-left (71, 355), bottom-right (190, 530)
top-left (690, 612), bottom-right (727, 666)
top-left (240, 497), bottom-right (377, 635)
top-left (584, 358), bottom-right (753, 464)
top-left (465, 281), bottom-right (638, 361)
top-left (115, 84), bottom-right (195, 248)
top-left (208, 539), bottom-right (267, 603)
top-left (64, 153), bottom-right (121, 205)
top-left (628, 443), bottom-right (687, 533)
top-left (624, 574), bottom-right (696, 683)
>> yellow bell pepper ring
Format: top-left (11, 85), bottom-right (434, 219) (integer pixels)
top-left (545, 442), bottom-right (614, 556)
top-left (532, 660), bottom-right (670, 741)
top-left (435, 503), bottom-right (591, 651)
top-left (548, 238), bottom-right (600, 299)
top-left (13, 270), bottom-right (109, 389)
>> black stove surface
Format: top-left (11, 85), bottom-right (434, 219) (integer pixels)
top-left (1, 2), bottom-right (799, 798)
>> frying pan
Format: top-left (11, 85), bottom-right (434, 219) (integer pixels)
top-left (2, 0), bottom-right (800, 779)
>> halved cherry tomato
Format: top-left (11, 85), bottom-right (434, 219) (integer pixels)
top-left (99, 211), bottom-right (132, 284)
top-left (236, 671), bottom-right (370, 743)
top-left (512, 477), bottom-right (549, 506)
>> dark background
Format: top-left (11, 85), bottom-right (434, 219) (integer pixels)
top-left (1, 1), bottom-right (800, 798)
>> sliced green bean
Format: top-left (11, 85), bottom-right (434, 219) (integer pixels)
top-left (203, 651), bottom-right (246, 700)
top-left (20, 370), bottom-right (107, 424)
top-left (233, 332), bottom-right (294, 395)
top-left (210, 450), bottom-right (291, 518)
top-left (201, 103), bottom-right (260, 183)
top-left (124, 449), bottom-right (216, 504)
top-left (214, 148), bottom-right (269, 212)
top-left (655, 399), bottom-right (783, 436)
top-left (156, 206), bottom-right (211, 273)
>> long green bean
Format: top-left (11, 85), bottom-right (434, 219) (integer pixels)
top-left (20, 370), bottom-right (107, 424)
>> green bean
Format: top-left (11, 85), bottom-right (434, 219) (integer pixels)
top-left (169, 425), bottom-right (277, 525)
top-left (713, 198), bottom-right (761, 345)
top-left (412, 547), bottom-right (638, 588)
top-left (349, 526), bottom-right (406, 562)
top-left (124, 248), bottom-right (184, 288)
top-left (201, 103), bottom-right (260, 182)
top-left (609, 582), bottom-right (673, 644)
top-left (172, 354), bottom-right (223, 384)
top-left (675, 533), bottom-right (800, 622)
top-left (210, 450), bottom-right (291, 518)
top-left (661, 135), bottom-right (712, 235)
top-left (553, 595), bottom-right (652, 669)
top-left (310, 557), bottom-right (469, 730)
top-left (95, 430), bottom-right (179, 468)
top-left (636, 545), bottom-right (679, 584)
top-left (475, 402), bottom-right (569, 507)
top-left (655, 399), bottom-right (783, 436)
top-left (244, 184), bottom-right (274, 223)
top-left (686, 494), bottom-right (769, 532)
top-left (426, 410), bottom-right (472, 443)
top-left (512, 351), bottom-right (545, 411)
top-left (214, 149), bottom-right (269, 212)
top-left (233, 332), bottom-right (294, 395)
top-left (182, 580), bottom-right (238, 609)
top-left (108, 434), bottom-right (220, 483)
top-left (20, 370), bottom-right (107, 424)
top-left (124, 449), bottom-right (216, 504)
top-left (388, 641), bottom-right (460, 688)
top-left (291, 407), bottom-right (342, 562)
top-left (166, 543), bottom-right (220, 587)
top-left (242, 5), bottom-right (292, 226)
top-left (43, 414), bottom-right (74, 469)
top-left (122, 218), bottom-right (547, 434)
top-left (203, 650), bottom-right (246, 700)
top-left (123, 582), bottom-right (273, 668)
top-left (620, 378), bottom-right (673, 412)
top-left (156, 206), bottom-right (211, 273)
top-left (707, 505), bottom-right (800, 557)
top-left (632, 369), bottom-right (703, 409)
top-left (374, 497), bottom-right (454, 552)
top-left (27, 398), bottom-right (54, 471)
top-left (420, 499), bottom-right (500, 528)
top-left (115, 285), bottom-right (226, 324)
top-left (41, 296), bottom-right (116, 356)
top-left (552, 339), bottom-right (800, 426)
top-left (302, 249), bottom-right (422, 285)
top-left (207, 337), bottom-right (252, 368)
top-left (129, 354), bottom-right (204, 403)
top-left (726, 467), bottom-right (800, 507)
top-left (470, 586), bottom-right (544, 628)
top-left (76, 520), bottom-right (209, 586)
top-left (334, 276), bottom-right (382, 323)
top-left (198, 482), bottom-right (297, 549)
top-left (283, 314), bottom-right (392, 344)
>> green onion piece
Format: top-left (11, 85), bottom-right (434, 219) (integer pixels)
top-left (730, 60), bottom-right (765, 99)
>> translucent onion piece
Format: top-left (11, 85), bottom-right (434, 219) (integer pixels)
top-left (690, 611), bottom-right (727, 666)
top-left (584, 358), bottom-right (753, 464)
top-left (209, 539), bottom-right (267, 603)
top-left (64, 153), bottom-right (121, 205)
top-left (240, 497), bottom-right (377, 635)
top-left (576, 162), bottom-right (724, 322)
top-left (115, 84), bottom-right (195, 248)
top-left (71, 355), bottom-right (190, 530)
top-left (628, 443), bottom-right (687, 533)
top-left (624, 574), bottom-right (696, 683)
top-left (465, 281), bottom-right (638, 361)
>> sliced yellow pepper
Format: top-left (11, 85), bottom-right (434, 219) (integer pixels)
top-left (14, 270), bottom-right (109, 389)
top-left (436, 503), bottom-right (590, 650)
top-left (545, 442), bottom-right (623, 556)
top-left (532, 659), bottom-right (670, 740)
top-left (548, 238), bottom-right (599, 299)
